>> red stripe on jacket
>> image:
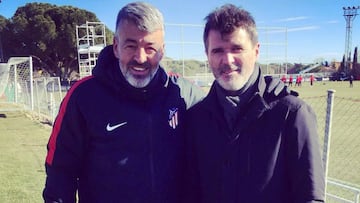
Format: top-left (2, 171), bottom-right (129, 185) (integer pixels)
top-left (45, 76), bottom-right (94, 165)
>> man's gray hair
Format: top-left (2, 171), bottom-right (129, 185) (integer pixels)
top-left (115, 2), bottom-right (164, 34)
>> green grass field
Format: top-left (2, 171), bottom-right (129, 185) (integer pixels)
top-left (0, 111), bottom-right (50, 202)
top-left (0, 80), bottom-right (359, 202)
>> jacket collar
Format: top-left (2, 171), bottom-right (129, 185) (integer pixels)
top-left (203, 67), bottom-right (270, 113)
top-left (202, 67), bottom-right (272, 138)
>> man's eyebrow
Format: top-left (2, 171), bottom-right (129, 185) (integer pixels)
top-left (124, 38), bottom-right (157, 46)
top-left (123, 38), bottom-right (137, 44)
top-left (232, 44), bottom-right (243, 48)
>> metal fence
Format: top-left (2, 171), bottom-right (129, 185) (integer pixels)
top-left (33, 76), bottom-right (64, 123)
top-left (163, 24), bottom-right (288, 77)
top-left (302, 90), bottom-right (360, 203)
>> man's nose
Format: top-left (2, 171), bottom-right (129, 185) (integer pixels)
top-left (134, 48), bottom-right (147, 64)
top-left (222, 52), bottom-right (235, 65)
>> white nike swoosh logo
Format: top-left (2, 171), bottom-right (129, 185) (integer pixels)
top-left (106, 122), bottom-right (127, 131)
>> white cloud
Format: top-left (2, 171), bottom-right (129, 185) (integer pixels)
top-left (277, 16), bottom-right (309, 22)
top-left (260, 26), bottom-right (318, 33)
top-left (287, 26), bottom-right (319, 32)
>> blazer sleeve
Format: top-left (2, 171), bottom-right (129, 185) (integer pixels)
top-left (286, 102), bottom-right (325, 203)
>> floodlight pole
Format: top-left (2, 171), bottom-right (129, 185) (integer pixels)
top-left (343, 6), bottom-right (360, 74)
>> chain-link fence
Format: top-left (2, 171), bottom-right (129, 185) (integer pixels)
top-left (302, 90), bottom-right (360, 203)
top-left (0, 57), bottom-right (64, 124)
top-left (33, 77), bottom-right (64, 123)
top-left (162, 24), bottom-right (288, 79)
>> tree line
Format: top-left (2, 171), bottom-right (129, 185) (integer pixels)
top-left (337, 47), bottom-right (360, 80)
top-left (0, 2), bottom-right (113, 81)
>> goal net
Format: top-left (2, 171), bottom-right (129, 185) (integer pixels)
top-left (0, 57), bottom-right (34, 110)
top-left (0, 56), bottom-right (64, 123)
top-left (0, 63), bottom-right (9, 97)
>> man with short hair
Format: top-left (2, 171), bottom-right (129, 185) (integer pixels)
top-left (43, 2), bottom-right (205, 202)
top-left (185, 4), bottom-right (325, 203)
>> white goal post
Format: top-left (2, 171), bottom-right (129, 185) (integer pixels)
top-left (0, 57), bottom-right (34, 110)
top-left (0, 56), bottom-right (64, 123)
top-left (0, 63), bottom-right (9, 96)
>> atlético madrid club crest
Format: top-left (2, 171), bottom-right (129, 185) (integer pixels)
top-left (168, 107), bottom-right (179, 129)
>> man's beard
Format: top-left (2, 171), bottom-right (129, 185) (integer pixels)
top-left (213, 64), bottom-right (248, 91)
top-left (119, 61), bottom-right (159, 88)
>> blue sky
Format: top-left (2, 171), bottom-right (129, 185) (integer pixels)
top-left (1, 0), bottom-right (360, 64)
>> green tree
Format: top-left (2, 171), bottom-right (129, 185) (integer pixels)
top-left (338, 54), bottom-right (346, 73)
top-left (353, 47), bottom-right (360, 79)
top-left (0, 15), bottom-right (9, 62)
top-left (1, 3), bottom-right (113, 81)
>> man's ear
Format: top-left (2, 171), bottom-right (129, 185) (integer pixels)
top-left (113, 38), bottom-right (120, 59)
top-left (158, 44), bottom-right (165, 60)
top-left (255, 43), bottom-right (260, 59)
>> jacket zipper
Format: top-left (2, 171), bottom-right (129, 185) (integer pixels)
top-left (142, 90), bottom-right (156, 195)
top-left (148, 112), bottom-right (156, 194)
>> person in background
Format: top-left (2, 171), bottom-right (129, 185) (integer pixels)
top-left (184, 4), bottom-right (325, 203)
top-left (289, 74), bottom-right (293, 86)
top-left (295, 75), bottom-right (303, 87)
top-left (295, 75), bottom-right (300, 86)
top-left (43, 2), bottom-right (205, 202)
top-left (310, 74), bottom-right (315, 86)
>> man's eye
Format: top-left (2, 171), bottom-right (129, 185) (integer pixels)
top-left (146, 47), bottom-right (157, 54)
top-left (211, 48), bottom-right (223, 54)
top-left (124, 45), bottom-right (137, 50)
top-left (232, 47), bottom-right (242, 52)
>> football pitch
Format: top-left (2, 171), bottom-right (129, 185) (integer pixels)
top-left (0, 80), bottom-right (359, 202)
top-left (0, 111), bottom-right (50, 202)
